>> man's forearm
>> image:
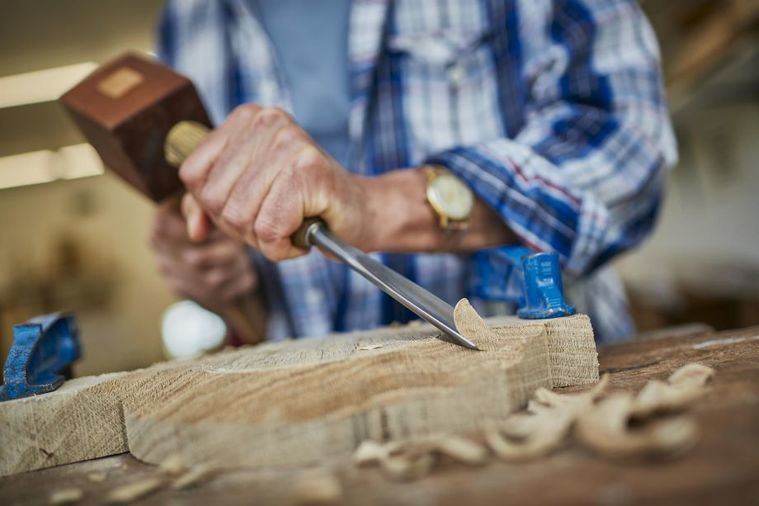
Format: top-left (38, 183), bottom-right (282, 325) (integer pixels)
top-left (358, 167), bottom-right (516, 253)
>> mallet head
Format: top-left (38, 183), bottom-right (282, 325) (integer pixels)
top-left (60, 53), bottom-right (212, 201)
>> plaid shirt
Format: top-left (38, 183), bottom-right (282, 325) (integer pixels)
top-left (158, 0), bottom-right (677, 343)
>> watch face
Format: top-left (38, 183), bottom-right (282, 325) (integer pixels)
top-left (428, 174), bottom-right (474, 220)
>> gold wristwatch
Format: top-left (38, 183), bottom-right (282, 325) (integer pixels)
top-left (424, 166), bottom-right (474, 231)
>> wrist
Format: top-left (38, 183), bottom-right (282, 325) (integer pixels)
top-left (355, 167), bottom-right (515, 253)
top-left (356, 168), bottom-right (438, 252)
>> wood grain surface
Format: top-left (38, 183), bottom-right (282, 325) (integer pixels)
top-left (0, 308), bottom-right (597, 476)
top-left (2, 324), bottom-right (757, 505)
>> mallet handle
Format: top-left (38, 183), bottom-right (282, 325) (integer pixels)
top-left (163, 121), bottom-right (281, 346)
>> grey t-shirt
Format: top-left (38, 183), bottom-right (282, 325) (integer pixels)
top-left (250, 0), bottom-right (352, 167)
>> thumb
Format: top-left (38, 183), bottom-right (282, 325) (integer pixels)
top-left (181, 193), bottom-right (212, 242)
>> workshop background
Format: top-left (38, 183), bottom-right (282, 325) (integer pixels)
top-left (1, 0), bottom-right (757, 376)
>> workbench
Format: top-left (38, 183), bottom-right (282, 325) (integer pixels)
top-left (1, 325), bottom-right (757, 505)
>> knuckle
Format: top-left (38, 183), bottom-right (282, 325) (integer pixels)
top-left (253, 106), bottom-right (288, 129)
top-left (204, 269), bottom-right (227, 290)
top-left (231, 103), bottom-right (259, 121)
top-left (293, 146), bottom-right (326, 172)
top-left (178, 162), bottom-right (200, 188)
top-left (220, 201), bottom-right (249, 231)
top-left (254, 216), bottom-right (284, 244)
top-left (272, 125), bottom-right (301, 152)
top-left (240, 273), bottom-right (256, 292)
top-left (199, 186), bottom-right (226, 215)
top-left (183, 249), bottom-right (203, 268)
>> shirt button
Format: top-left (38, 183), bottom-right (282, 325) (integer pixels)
top-left (448, 65), bottom-right (465, 87)
top-left (305, 289), bottom-right (322, 306)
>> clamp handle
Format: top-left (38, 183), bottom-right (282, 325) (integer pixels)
top-left (0, 313), bottom-right (81, 402)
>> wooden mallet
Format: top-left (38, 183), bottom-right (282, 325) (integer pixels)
top-left (60, 52), bottom-right (265, 344)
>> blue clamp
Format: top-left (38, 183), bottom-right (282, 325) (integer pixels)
top-left (517, 250), bottom-right (575, 319)
top-left (0, 313), bottom-right (81, 402)
top-left (473, 246), bottom-right (575, 319)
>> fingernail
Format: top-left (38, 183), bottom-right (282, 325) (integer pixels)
top-left (188, 212), bottom-right (199, 240)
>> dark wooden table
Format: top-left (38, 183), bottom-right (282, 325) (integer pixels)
top-left (2, 325), bottom-right (758, 505)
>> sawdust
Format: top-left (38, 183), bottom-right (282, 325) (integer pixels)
top-left (49, 488), bottom-right (83, 505)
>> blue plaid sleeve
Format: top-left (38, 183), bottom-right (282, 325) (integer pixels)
top-left (155, 0), bottom-right (177, 66)
top-left (427, 0), bottom-right (677, 277)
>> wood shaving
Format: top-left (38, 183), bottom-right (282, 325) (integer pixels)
top-left (576, 393), bottom-right (699, 458)
top-left (171, 464), bottom-right (217, 490)
top-left (486, 375), bottom-right (609, 461)
top-left (353, 440), bottom-right (388, 466)
top-left (668, 363), bottom-right (715, 387)
top-left (354, 435), bottom-right (488, 480)
top-left (427, 434), bottom-right (488, 465)
top-left (158, 454), bottom-right (186, 475)
top-left (357, 343), bottom-right (384, 351)
top-left (290, 469), bottom-right (343, 505)
top-left (106, 477), bottom-right (165, 503)
top-left (87, 471), bottom-right (107, 482)
top-left (49, 488), bottom-right (83, 505)
top-left (632, 363), bottom-right (714, 417)
top-left (381, 452), bottom-right (436, 481)
top-left (574, 364), bottom-right (712, 458)
top-left (351, 363), bottom-right (712, 475)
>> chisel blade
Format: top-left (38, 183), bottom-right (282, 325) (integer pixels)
top-left (304, 220), bottom-right (480, 351)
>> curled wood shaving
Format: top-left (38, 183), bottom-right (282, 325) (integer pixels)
top-left (290, 469), bottom-right (343, 505)
top-left (574, 364), bottom-right (712, 458)
top-left (633, 363), bottom-right (715, 417)
top-left (485, 375), bottom-right (609, 461)
top-left (576, 393), bottom-right (699, 458)
top-left (106, 477), bottom-right (165, 504)
top-left (49, 488), bottom-right (83, 505)
top-left (669, 363), bottom-right (714, 387)
top-left (171, 463), bottom-right (217, 490)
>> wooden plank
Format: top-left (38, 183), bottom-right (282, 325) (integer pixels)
top-left (0, 304), bottom-right (597, 476)
top-left (1, 326), bottom-right (756, 506)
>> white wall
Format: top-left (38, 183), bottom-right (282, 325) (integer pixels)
top-left (618, 102), bottom-right (759, 295)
